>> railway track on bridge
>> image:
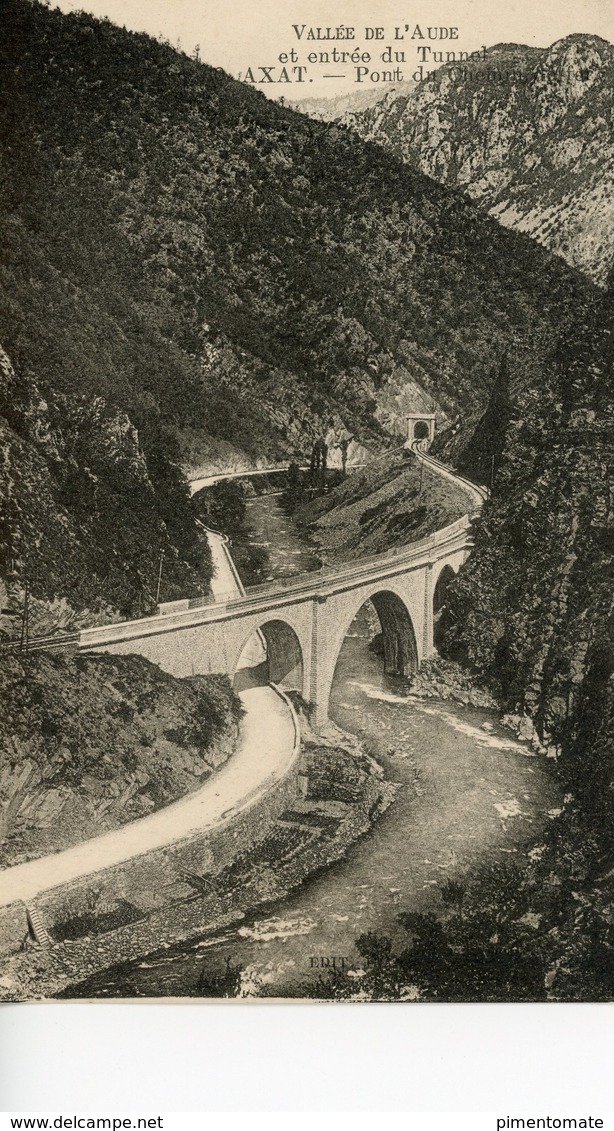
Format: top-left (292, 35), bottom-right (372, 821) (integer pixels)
top-left (0, 445), bottom-right (488, 949)
top-left (2, 448), bottom-right (486, 655)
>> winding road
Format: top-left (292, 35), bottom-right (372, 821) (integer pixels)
top-left (190, 465), bottom-right (310, 496)
top-left (0, 446), bottom-right (486, 918)
top-left (0, 508), bottom-right (298, 911)
top-left (0, 685), bottom-right (298, 909)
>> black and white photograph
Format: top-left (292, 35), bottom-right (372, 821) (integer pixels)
top-left (1, 0), bottom-right (614, 1006)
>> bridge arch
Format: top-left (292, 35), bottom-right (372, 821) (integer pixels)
top-left (432, 563), bottom-right (457, 651)
top-left (368, 590), bottom-right (419, 677)
top-left (319, 586), bottom-right (419, 723)
top-left (233, 617), bottom-right (305, 695)
top-left (433, 562), bottom-right (456, 608)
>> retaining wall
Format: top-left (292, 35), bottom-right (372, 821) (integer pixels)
top-left (0, 690), bottom-right (300, 965)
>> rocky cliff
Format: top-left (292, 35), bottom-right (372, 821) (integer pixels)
top-left (425, 278), bottom-right (614, 999)
top-left (288, 81), bottom-right (415, 121)
top-left (0, 345), bottom-right (212, 624)
top-left (442, 278), bottom-right (614, 746)
top-left (340, 36), bottom-right (614, 284)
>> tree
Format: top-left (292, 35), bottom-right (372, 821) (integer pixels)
top-left (459, 353), bottom-right (514, 489)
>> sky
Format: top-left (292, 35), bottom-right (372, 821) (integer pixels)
top-left (54, 0), bottom-right (614, 96)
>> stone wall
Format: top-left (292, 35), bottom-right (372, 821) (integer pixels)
top-left (37, 760), bottom-right (299, 941)
top-left (0, 719), bottom-right (398, 1000)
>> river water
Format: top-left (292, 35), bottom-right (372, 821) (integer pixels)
top-left (242, 491), bottom-right (321, 581)
top-left (66, 492), bottom-right (560, 999)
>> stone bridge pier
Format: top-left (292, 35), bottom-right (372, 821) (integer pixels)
top-left (305, 557), bottom-right (464, 728)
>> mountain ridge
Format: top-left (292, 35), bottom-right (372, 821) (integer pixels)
top-left (0, 0), bottom-right (597, 613)
top-left (338, 33), bottom-right (614, 284)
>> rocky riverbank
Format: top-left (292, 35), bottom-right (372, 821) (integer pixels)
top-left (408, 655), bottom-right (499, 709)
top-left (409, 657), bottom-right (559, 758)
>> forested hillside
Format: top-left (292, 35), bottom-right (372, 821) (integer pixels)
top-left (0, 0), bottom-right (595, 483)
top-left (0, 346), bottom-right (211, 626)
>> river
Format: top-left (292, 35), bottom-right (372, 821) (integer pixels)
top-left (241, 490), bottom-right (321, 581)
top-left (65, 491), bottom-right (560, 999)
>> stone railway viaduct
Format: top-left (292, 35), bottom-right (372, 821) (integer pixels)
top-left (0, 446), bottom-right (487, 970)
top-left (78, 449), bottom-right (486, 729)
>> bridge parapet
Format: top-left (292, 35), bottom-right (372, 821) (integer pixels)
top-left (9, 452), bottom-right (485, 739)
top-left (411, 444), bottom-right (488, 512)
top-left (78, 512), bottom-right (475, 653)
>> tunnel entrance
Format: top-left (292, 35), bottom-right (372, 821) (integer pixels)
top-left (234, 619), bottom-right (304, 694)
top-left (406, 412), bottom-right (436, 450)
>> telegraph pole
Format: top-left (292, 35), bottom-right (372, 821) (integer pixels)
top-left (155, 549), bottom-right (165, 606)
top-left (20, 576), bottom-right (30, 652)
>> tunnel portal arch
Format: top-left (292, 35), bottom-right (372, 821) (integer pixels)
top-left (406, 412), bottom-right (436, 449)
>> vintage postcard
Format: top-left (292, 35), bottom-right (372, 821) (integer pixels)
top-left (1, 0), bottom-right (613, 1004)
